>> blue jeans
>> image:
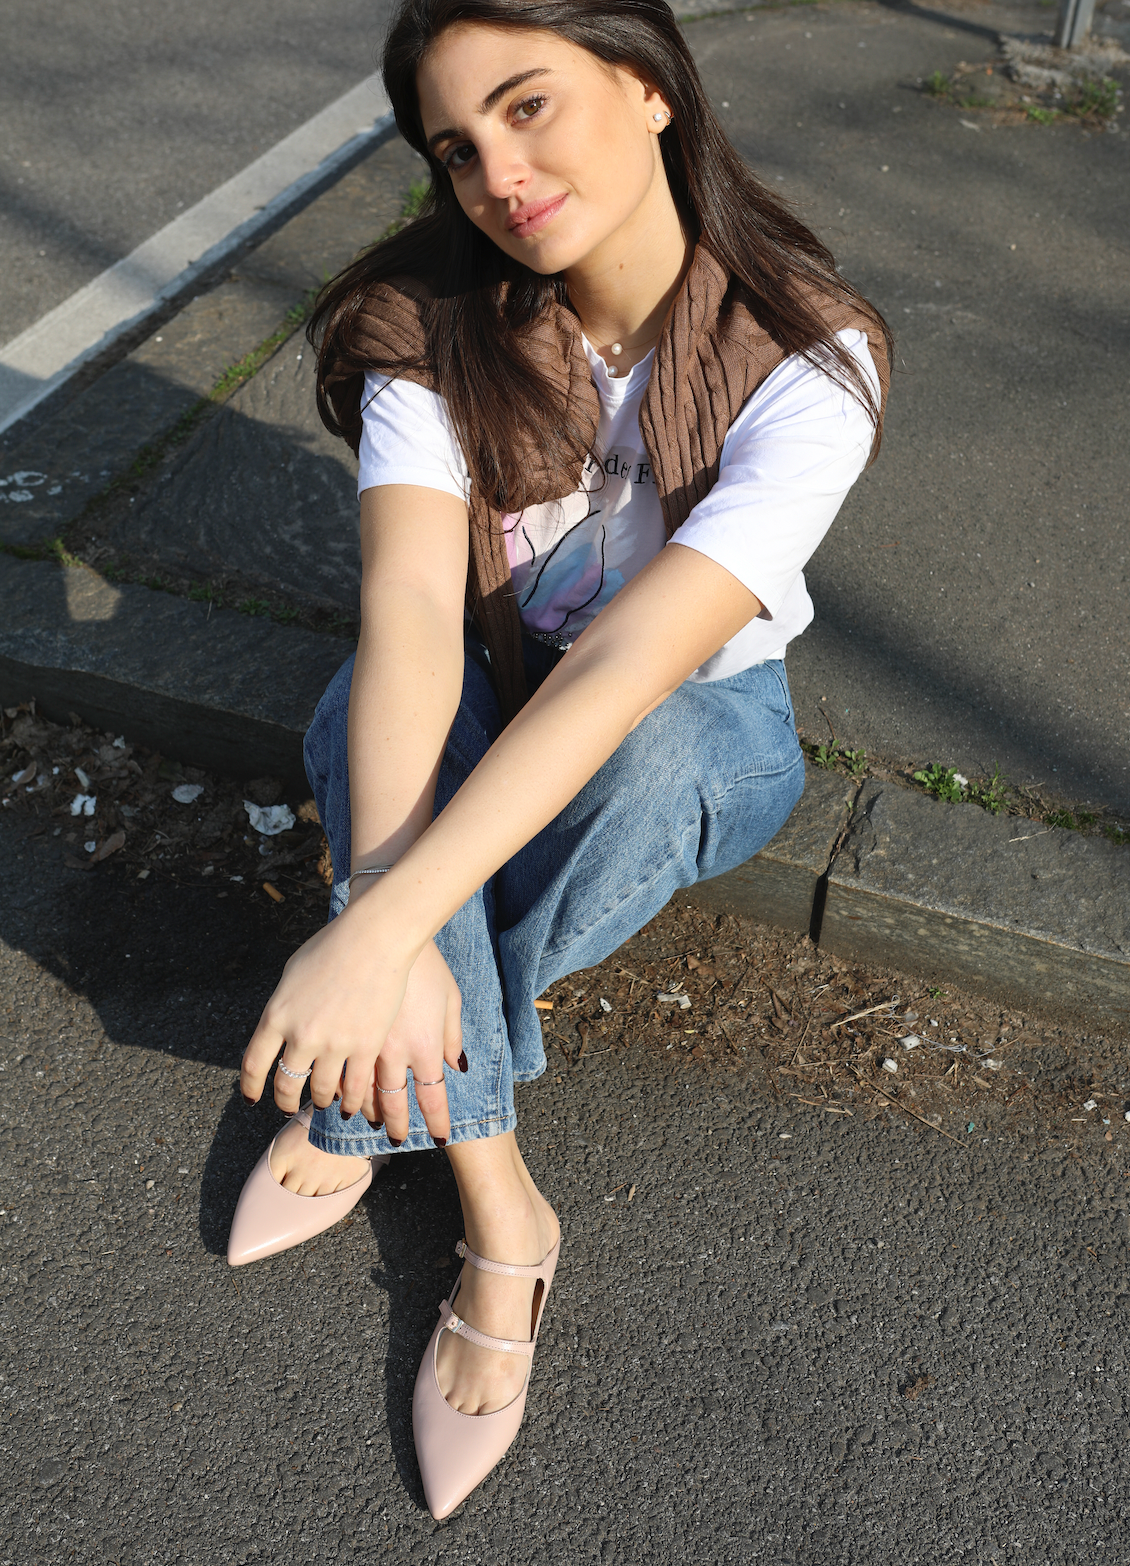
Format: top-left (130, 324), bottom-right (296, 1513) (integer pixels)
top-left (304, 636), bottom-right (804, 1157)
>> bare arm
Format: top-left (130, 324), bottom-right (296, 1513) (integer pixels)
top-left (242, 484), bottom-right (469, 1128)
top-left (243, 529), bottom-right (761, 1120)
top-left (354, 540), bottom-right (760, 962)
top-left (346, 483), bottom-right (468, 872)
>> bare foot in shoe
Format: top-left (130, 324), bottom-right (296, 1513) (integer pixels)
top-left (435, 1191), bottom-right (560, 1416)
top-left (270, 1113), bottom-right (371, 1195)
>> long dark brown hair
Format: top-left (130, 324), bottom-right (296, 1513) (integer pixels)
top-left (309, 0), bottom-right (892, 513)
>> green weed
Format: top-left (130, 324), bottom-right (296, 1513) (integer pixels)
top-left (237, 598), bottom-right (271, 618)
top-left (924, 70), bottom-right (951, 98)
top-left (188, 582), bottom-right (221, 604)
top-left (926, 986), bottom-right (947, 1000)
top-left (913, 763), bottom-right (966, 804)
top-left (966, 765), bottom-right (1008, 816)
top-left (1067, 77), bottom-right (1120, 121)
top-left (1046, 808), bottom-right (1098, 831)
top-left (807, 741), bottom-right (868, 777)
top-left (1026, 105), bottom-right (1059, 125)
top-left (1105, 824), bottom-right (1130, 847)
top-left (377, 178), bottom-right (434, 241)
top-left (841, 747), bottom-right (868, 779)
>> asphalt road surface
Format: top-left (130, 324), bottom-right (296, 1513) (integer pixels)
top-left (2, 806), bottom-right (1128, 1566)
top-left (682, 0), bottom-right (1130, 817)
top-left (0, 0), bottom-right (398, 345)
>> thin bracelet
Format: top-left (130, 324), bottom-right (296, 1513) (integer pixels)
top-left (346, 866), bottom-right (392, 891)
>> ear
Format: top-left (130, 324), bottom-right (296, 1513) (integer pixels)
top-left (641, 81), bottom-right (673, 134)
top-left (615, 65), bottom-right (672, 134)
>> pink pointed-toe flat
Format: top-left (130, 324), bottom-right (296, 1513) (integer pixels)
top-left (226, 1105), bottom-right (389, 1267)
top-left (412, 1235), bottom-right (561, 1520)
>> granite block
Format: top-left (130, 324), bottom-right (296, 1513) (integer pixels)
top-left (823, 780), bottom-right (1130, 1025)
top-left (0, 555), bottom-right (349, 783)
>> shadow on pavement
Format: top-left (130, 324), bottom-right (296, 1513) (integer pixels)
top-left (877, 0), bottom-right (1005, 41)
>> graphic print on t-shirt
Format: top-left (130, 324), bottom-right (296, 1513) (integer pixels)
top-left (503, 445), bottom-right (661, 642)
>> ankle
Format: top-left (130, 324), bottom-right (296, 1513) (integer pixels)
top-left (463, 1187), bottom-right (539, 1254)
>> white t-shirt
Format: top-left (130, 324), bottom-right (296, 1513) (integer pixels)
top-left (357, 329), bottom-right (878, 681)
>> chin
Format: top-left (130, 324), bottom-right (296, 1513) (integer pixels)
top-left (503, 230), bottom-right (598, 277)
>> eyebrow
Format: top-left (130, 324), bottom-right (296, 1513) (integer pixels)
top-left (425, 68), bottom-right (551, 153)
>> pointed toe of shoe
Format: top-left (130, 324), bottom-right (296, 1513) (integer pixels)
top-left (412, 1323), bottom-right (528, 1520)
top-left (226, 1143), bottom-right (378, 1267)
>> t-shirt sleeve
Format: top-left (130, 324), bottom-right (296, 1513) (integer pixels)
top-left (356, 370), bottom-right (471, 502)
top-left (667, 328), bottom-right (879, 619)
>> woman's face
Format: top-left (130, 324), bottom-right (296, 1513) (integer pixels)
top-left (416, 24), bottom-right (672, 278)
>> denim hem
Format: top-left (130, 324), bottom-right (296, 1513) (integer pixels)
top-left (308, 1110), bottom-right (517, 1157)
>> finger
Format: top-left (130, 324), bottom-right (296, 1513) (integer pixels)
top-left (442, 990), bottom-right (464, 1073)
top-left (375, 1058), bottom-right (410, 1145)
top-left (241, 1017), bottom-right (286, 1104)
top-left (307, 1052), bottom-right (347, 1112)
top-left (359, 1067), bottom-right (382, 1128)
top-left (270, 1047), bottom-right (316, 1115)
top-left (341, 1049), bottom-right (380, 1120)
top-left (412, 1070), bottom-right (451, 1147)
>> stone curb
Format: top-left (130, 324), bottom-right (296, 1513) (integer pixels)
top-left (2, 546), bottom-right (1126, 1029)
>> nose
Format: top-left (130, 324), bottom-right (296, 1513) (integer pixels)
top-left (478, 138), bottom-right (528, 202)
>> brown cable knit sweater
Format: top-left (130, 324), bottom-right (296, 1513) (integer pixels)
top-left (325, 244), bottom-right (889, 723)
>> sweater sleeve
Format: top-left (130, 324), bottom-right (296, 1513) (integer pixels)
top-left (357, 371), bottom-right (471, 502)
top-left (667, 329), bottom-right (879, 620)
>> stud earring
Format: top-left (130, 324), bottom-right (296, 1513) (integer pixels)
top-left (653, 112), bottom-right (664, 122)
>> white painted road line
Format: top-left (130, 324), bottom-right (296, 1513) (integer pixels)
top-left (0, 73), bottom-right (394, 438)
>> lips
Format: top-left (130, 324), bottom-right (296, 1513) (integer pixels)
top-left (506, 193), bottom-right (568, 239)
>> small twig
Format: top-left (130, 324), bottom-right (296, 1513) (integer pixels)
top-left (849, 1064), bottom-right (968, 1147)
top-left (831, 1001), bottom-right (899, 1031)
top-left (821, 708), bottom-right (838, 746)
top-left (790, 1015), bottom-right (813, 1066)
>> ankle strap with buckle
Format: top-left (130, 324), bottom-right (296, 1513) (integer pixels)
top-left (453, 1237), bottom-right (547, 1278)
top-left (438, 1298), bottom-right (536, 1357)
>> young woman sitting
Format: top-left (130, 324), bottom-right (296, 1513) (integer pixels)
top-left (231, 0), bottom-right (890, 1520)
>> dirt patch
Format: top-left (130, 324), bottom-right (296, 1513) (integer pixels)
top-left (4, 697), bottom-right (1127, 1156)
top-left (922, 36), bottom-right (1127, 128)
top-left (0, 698), bottom-right (331, 915)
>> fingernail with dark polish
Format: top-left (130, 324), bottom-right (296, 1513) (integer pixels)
top-left (339, 1102), bottom-right (351, 1121)
top-left (242, 1093), bottom-right (255, 1106)
top-left (388, 1137), bottom-right (403, 1148)
top-left (458, 1051), bottom-right (469, 1073)
top-left (434, 1136), bottom-right (447, 1148)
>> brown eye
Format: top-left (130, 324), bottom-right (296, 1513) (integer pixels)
top-left (443, 142), bottom-right (476, 171)
top-left (514, 95), bottom-right (546, 123)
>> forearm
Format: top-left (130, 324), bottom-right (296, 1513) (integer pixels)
top-left (347, 583), bottom-right (465, 873)
top-left (343, 484), bottom-right (469, 878)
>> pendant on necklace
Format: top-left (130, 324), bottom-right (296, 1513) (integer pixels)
top-left (611, 342), bottom-right (623, 355)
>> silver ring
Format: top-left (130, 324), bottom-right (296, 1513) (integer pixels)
top-left (413, 1074), bottom-right (445, 1087)
top-left (276, 1060), bottom-right (313, 1080)
top-left (377, 1081), bottom-right (408, 1095)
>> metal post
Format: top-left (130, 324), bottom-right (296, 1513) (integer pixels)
top-left (1054, 0), bottom-right (1096, 48)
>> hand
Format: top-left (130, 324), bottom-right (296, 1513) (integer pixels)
top-left (239, 892), bottom-right (461, 1144)
top-left (358, 937), bottom-right (464, 1144)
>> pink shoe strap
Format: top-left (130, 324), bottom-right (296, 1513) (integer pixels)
top-left (454, 1237), bottom-right (549, 1278)
top-left (438, 1298), bottom-right (535, 1358)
